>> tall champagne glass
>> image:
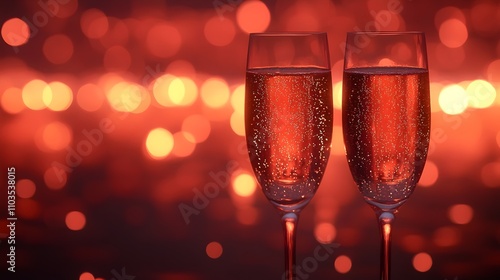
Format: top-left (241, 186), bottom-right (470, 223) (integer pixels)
top-left (245, 33), bottom-right (333, 279)
top-left (342, 32), bottom-right (430, 280)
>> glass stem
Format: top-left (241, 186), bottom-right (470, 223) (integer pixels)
top-left (281, 212), bottom-right (298, 280)
top-left (377, 211), bottom-right (395, 280)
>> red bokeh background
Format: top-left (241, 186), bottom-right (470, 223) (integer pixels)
top-left (0, 0), bottom-right (499, 279)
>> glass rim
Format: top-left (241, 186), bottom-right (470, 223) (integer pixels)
top-left (347, 31), bottom-right (425, 36)
top-left (249, 32), bottom-right (328, 37)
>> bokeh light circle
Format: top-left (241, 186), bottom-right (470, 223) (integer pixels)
top-left (1, 18), bottom-right (30, 46)
top-left (206, 241), bottom-right (223, 259)
top-left (65, 211), bottom-right (86, 231)
top-left (43, 34), bottom-right (74, 64)
top-left (145, 128), bottom-right (174, 159)
top-left (204, 17), bottom-right (236, 47)
top-left (439, 19), bottom-right (468, 48)
top-left (236, 1), bottom-right (271, 33)
top-left (413, 252), bottom-right (432, 272)
top-left (448, 204), bottom-right (474, 225)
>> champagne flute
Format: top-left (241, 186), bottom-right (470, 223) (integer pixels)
top-left (245, 33), bottom-right (333, 279)
top-left (342, 31), bottom-right (430, 280)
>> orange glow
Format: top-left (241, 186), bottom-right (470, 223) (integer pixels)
top-left (334, 255), bottom-right (352, 274)
top-left (236, 1), bottom-right (271, 33)
top-left (80, 9), bottom-right (109, 39)
top-left (466, 79), bottom-right (496, 109)
top-left (166, 60), bottom-right (196, 77)
top-left (43, 81), bottom-right (73, 111)
top-left (107, 82), bottom-right (149, 113)
top-left (17, 179), bottom-right (36, 199)
top-left (413, 252), bottom-right (432, 272)
top-left (178, 77), bottom-right (198, 106)
top-left (171, 132), bottom-right (196, 157)
top-left (1, 87), bottom-right (24, 114)
top-left (65, 211), bottom-right (86, 231)
top-left (146, 22), bottom-right (181, 58)
top-left (181, 115), bottom-right (211, 143)
top-left (486, 59), bottom-right (500, 83)
top-left (481, 162), bottom-right (500, 188)
top-left (314, 222), bottom-right (337, 244)
top-left (42, 121), bottom-right (72, 151)
top-left (44, 167), bottom-right (67, 190)
top-left (433, 226), bottom-right (460, 247)
top-left (43, 34), bottom-right (74, 64)
top-left (438, 84), bottom-right (467, 115)
top-left (230, 84), bottom-right (245, 115)
top-left (77, 83), bottom-right (105, 112)
top-left (1, 18), bottom-right (30, 47)
top-left (439, 19), bottom-right (468, 48)
top-left (206, 241), bottom-right (223, 259)
top-left (145, 128), bottom-right (174, 159)
top-left (22, 79), bottom-right (48, 110)
top-left (230, 111), bottom-right (245, 136)
top-left (168, 77), bottom-right (185, 105)
top-left (204, 17), bottom-right (236, 47)
top-left (333, 82), bottom-right (342, 110)
top-left (153, 74), bottom-right (176, 107)
top-left (330, 125), bottom-right (345, 156)
top-left (154, 75), bottom-right (198, 107)
top-left (79, 272), bottom-right (95, 280)
top-left (448, 204), bottom-right (474, 225)
top-left (430, 82), bottom-right (444, 112)
top-left (418, 160), bottom-right (438, 187)
top-left (200, 78), bottom-right (230, 108)
top-left (232, 173), bottom-right (257, 197)
top-left (434, 6), bottom-right (466, 30)
top-left (104, 45), bottom-right (131, 71)
top-left (401, 234), bottom-right (424, 252)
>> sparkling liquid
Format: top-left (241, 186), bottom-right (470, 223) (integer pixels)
top-left (342, 66), bottom-right (430, 207)
top-left (246, 67), bottom-right (333, 210)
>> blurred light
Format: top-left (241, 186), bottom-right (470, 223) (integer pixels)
top-left (314, 222), bottom-right (336, 244)
top-left (470, 1), bottom-right (498, 34)
top-left (43, 81), bottom-right (73, 111)
top-left (178, 77), bottom-right (198, 106)
top-left (204, 17), bottom-right (236, 47)
top-left (433, 226), bottom-right (460, 247)
top-left (168, 77), bottom-right (185, 105)
top-left (80, 9), bottom-right (109, 39)
top-left (401, 234), bottom-right (424, 253)
top-left (146, 22), bottom-right (181, 58)
top-left (17, 179), bottom-right (36, 199)
top-left (1, 18), bottom-right (29, 47)
top-left (1, 87), bottom-right (24, 114)
top-left (232, 173), bottom-right (256, 197)
top-left (43, 34), bottom-right (74, 64)
top-left (206, 241), bottom-right (223, 259)
top-left (77, 83), bottom-right (105, 112)
top-left (153, 74), bottom-right (176, 107)
top-left (430, 82), bottom-right (444, 112)
top-left (438, 84), bottom-right (467, 115)
top-left (434, 6), bottom-right (466, 30)
top-left (166, 60), bottom-right (196, 77)
top-left (331, 125), bottom-right (345, 156)
top-left (79, 272), bottom-right (95, 280)
top-left (44, 167), bottom-right (67, 190)
top-left (448, 204), bottom-right (474, 225)
top-left (104, 45), bottom-right (131, 71)
top-left (200, 78), bottom-right (230, 108)
top-left (466, 79), bottom-right (496, 109)
top-left (236, 1), bottom-right (271, 33)
top-left (284, 4), bottom-right (320, 31)
top-left (171, 132), bottom-right (196, 157)
top-left (439, 19), bottom-right (468, 48)
top-left (333, 82), bottom-right (342, 110)
top-left (418, 160), bottom-right (438, 187)
top-left (22, 79), bottom-right (48, 110)
top-left (480, 162), bottom-right (500, 188)
top-left (413, 252), bottom-right (432, 272)
top-left (435, 44), bottom-right (465, 70)
top-left (65, 211), bottom-right (86, 231)
top-left (334, 255), bottom-right (352, 274)
top-left (145, 128), bottom-right (174, 159)
top-left (42, 121), bottom-right (72, 151)
top-left (486, 59), bottom-right (500, 83)
top-left (182, 115), bottom-right (211, 143)
top-left (107, 82), bottom-right (149, 113)
top-left (230, 111), bottom-right (245, 136)
top-left (99, 18), bottom-right (129, 48)
top-left (230, 84), bottom-right (245, 115)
